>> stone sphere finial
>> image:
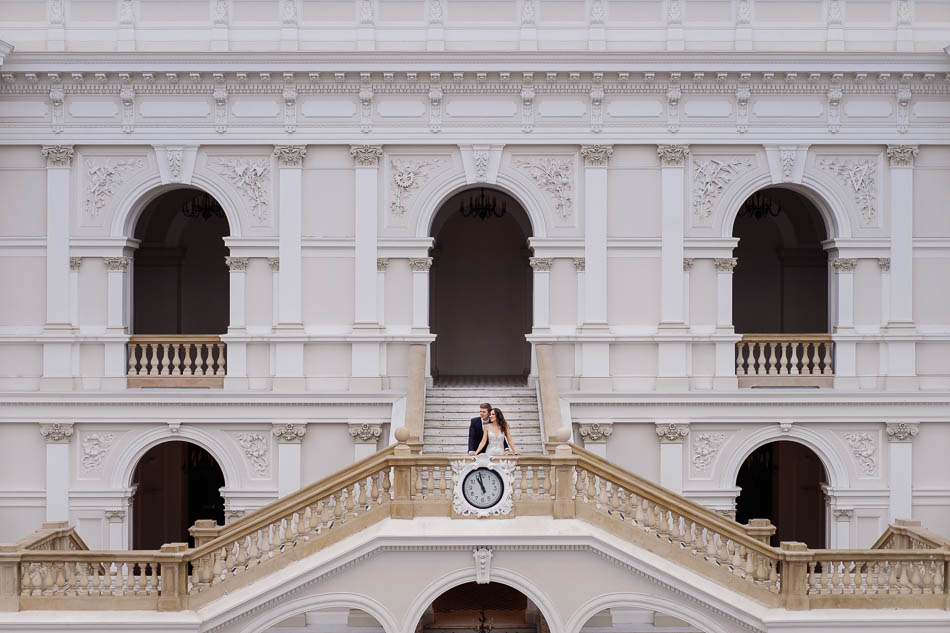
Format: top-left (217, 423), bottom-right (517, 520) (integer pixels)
top-left (394, 427), bottom-right (410, 443)
top-left (555, 427), bottom-right (572, 443)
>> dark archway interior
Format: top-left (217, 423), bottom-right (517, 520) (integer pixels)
top-left (131, 441), bottom-right (225, 549)
top-left (420, 582), bottom-right (543, 633)
top-left (429, 188), bottom-right (532, 381)
top-left (732, 188), bottom-right (829, 334)
top-left (735, 441), bottom-right (827, 548)
top-left (132, 189), bottom-right (229, 334)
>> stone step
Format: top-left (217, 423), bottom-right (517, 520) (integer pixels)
top-left (424, 396), bottom-right (537, 404)
top-left (425, 405), bottom-right (539, 413)
top-left (423, 430), bottom-right (542, 438)
top-left (424, 416), bottom-right (540, 424)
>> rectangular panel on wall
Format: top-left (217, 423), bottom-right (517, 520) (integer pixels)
top-left (70, 1), bottom-right (118, 21)
top-left (377, 0), bottom-right (425, 22)
top-left (301, 1), bottom-right (354, 21)
top-left (138, 0), bottom-right (210, 21)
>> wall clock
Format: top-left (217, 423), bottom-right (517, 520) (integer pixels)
top-left (452, 454), bottom-right (515, 518)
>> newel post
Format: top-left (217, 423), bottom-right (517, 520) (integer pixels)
top-left (0, 545), bottom-right (20, 611)
top-left (551, 428), bottom-right (575, 519)
top-left (157, 543), bottom-right (189, 611)
top-left (779, 541), bottom-right (811, 611)
top-left (390, 427), bottom-right (414, 519)
top-left (188, 520), bottom-right (222, 549)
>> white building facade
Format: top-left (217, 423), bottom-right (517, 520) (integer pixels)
top-left (1, 2), bottom-right (950, 630)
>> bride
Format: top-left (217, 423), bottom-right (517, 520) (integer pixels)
top-left (469, 408), bottom-right (521, 456)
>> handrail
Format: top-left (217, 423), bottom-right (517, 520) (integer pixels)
top-left (871, 519), bottom-right (950, 550)
top-left (9, 522), bottom-right (89, 552)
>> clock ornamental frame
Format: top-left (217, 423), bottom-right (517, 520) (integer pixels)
top-left (452, 454), bottom-right (517, 518)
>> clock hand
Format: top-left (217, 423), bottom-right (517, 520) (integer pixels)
top-left (476, 472), bottom-right (486, 494)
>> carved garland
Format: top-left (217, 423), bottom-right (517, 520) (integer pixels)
top-left (516, 158), bottom-right (573, 220)
top-left (211, 158), bottom-right (271, 224)
top-left (390, 158), bottom-right (444, 216)
top-left (84, 158), bottom-right (146, 219)
top-left (819, 158), bottom-right (877, 225)
top-left (692, 157), bottom-right (753, 224)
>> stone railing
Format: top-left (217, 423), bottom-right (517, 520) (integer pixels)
top-left (127, 335), bottom-right (226, 388)
top-left (736, 334), bottom-right (834, 388)
top-left (12, 522), bottom-right (88, 552)
top-left (872, 519), bottom-right (950, 551)
top-left (1, 439), bottom-right (947, 613)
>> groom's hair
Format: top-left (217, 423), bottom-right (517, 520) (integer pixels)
top-left (480, 402), bottom-right (492, 411)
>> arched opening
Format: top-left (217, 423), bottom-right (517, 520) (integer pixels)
top-left (578, 608), bottom-right (705, 633)
top-left (131, 440), bottom-right (225, 549)
top-left (264, 607), bottom-right (385, 633)
top-left (132, 188), bottom-right (230, 335)
top-left (429, 188), bottom-right (532, 383)
top-left (735, 440), bottom-right (828, 548)
top-left (415, 581), bottom-right (548, 633)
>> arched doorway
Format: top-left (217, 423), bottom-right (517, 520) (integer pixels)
top-left (132, 188), bottom-right (230, 335)
top-left (735, 441), bottom-right (828, 548)
top-left (264, 607), bottom-right (386, 633)
top-left (732, 187), bottom-right (829, 334)
top-left (578, 608), bottom-right (705, 633)
top-left (416, 582), bottom-right (548, 633)
top-left (429, 188), bottom-right (532, 383)
top-left (131, 441), bottom-right (225, 549)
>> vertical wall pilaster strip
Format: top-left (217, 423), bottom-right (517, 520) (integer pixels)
top-left (657, 145), bottom-right (689, 326)
top-left (274, 146), bottom-right (306, 328)
top-left (351, 146), bottom-right (383, 327)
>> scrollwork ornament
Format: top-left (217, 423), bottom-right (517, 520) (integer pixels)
top-left (348, 423), bottom-right (382, 444)
top-left (878, 258), bottom-right (890, 272)
top-left (40, 423), bottom-right (73, 443)
top-left (842, 431), bottom-right (877, 475)
top-left (819, 158), bottom-right (877, 225)
top-left (236, 432), bottom-right (269, 475)
top-left (42, 145), bottom-right (74, 168)
top-left (656, 423), bottom-right (689, 444)
top-left (390, 158), bottom-right (444, 216)
top-left (211, 158), bottom-right (270, 224)
top-left (474, 548), bottom-right (492, 584)
top-left (692, 432), bottom-right (726, 474)
top-left (520, 0), bottom-right (536, 25)
top-left (781, 150), bottom-right (796, 180)
top-left (692, 158), bottom-right (752, 224)
top-left (351, 145), bottom-right (383, 167)
top-left (578, 423), bottom-right (613, 443)
top-left (81, 433), bottom-right (114, 473)
top-left (49, 0), bottom-right (64, 24)
top-left (657, 144), bottom-right (689, 166)
top-left (272, 423), bottom-right (306, 443)
top-left (516, 158), bottom-right (573, 220)
top-left (886, 422), bottom-right (919, 443)
top-left (473, 150), bottom-right (490, 181)
top-left (580, 145), bottom-right (613, 167)
top-left (887, 145), bottom-right (919, 168)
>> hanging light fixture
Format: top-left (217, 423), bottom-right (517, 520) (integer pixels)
top-left (459, 188), bottom-right (507, 220)
top-left (180, 191), bottom-right (225, 221)
top-left (738, 191), bottom-right (782, 220)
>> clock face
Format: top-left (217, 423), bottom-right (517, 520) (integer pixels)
top-left (462, 467), bottom-right (505, 509)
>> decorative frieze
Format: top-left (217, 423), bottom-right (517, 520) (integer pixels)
top-left (515, 157), bottom-right (573, 220)
top-left (885, 422), bottom-right (919, 443)
top-left (578, 422), bottom-right (612, 443)
top-left (84, 158), bottom-right (146, 220)
top-left (348, 423), bottom-right (382, 444)
top-left (390, 157), bottom-right (444, 217)
top-left (580, 145), bottom-right (613, 167)
top-left (841, 431), bottom-right (877, 475)
top-left (818, 158), bottom-right (877, 225)
top-left (210, 157), bottom-right (270, 224)
top-left (529, 257), bottom-right (553, 272)
top-left (41, 145), bottom-right (73, 168)
top-left (40, 423), bottom-right (73, 443)
top-left (657, 144), bottom-right (689, 166)
top-left (236, 432), bottom-right (269, 475)
top-left (81, 432), bottom-right (114, 473)
top-left (832, 258), bottom-right (857, 273)
top-left (886, 145), bottom-right (919, 167)
top-left (409, 257), bottom-right (432, 272)
top-left (350, 145), bottom-right (383, 167)
top-left (104, 256), bottom-right (130, 272)
top-left (655, 423), bottom-right (689, 444)
top-left (692, 157), bottom-right (753, 224)
top-left (474, 548), bottom-right (492, 584)
top-left (225, 256), bottom-right (249, 272)
top-left (714, 258), bottom-right (738, 273)
top-left (273, 145), bottom-right (307, 167)
top-left (692, 432), bottom-right (726, 473)
top-left (272, 423), bottom-right (306, 444)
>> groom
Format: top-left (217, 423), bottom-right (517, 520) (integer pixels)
top-left (467, 402), bottom-right (509, 455)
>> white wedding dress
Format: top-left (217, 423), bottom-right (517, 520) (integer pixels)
top-left (485, 428), bottom-right (506, 456)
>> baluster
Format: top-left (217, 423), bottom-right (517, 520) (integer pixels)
top-left (142, 343), bottom-right (153, 376)
top-left (776, 342), bottom-right (787, 374)
top-left (887, 560), bottom-right (898, 594)
top-left (444, 466), bottom-right (453, 501)
top-left (247, 531), bottom-right (260, 568)
top-left (754, 342), bottom-right (766, 375)
top-left (215, 343), bottom-right (226, 376)
top-left (789, 341), bottom-right (801, 375)
top-left (922, 561), bottom-right (935, 594)
top-left (135, 560), bottom-right (146, 595)
top-left (182, 343), bottom-right (195, 376)
top-left (586, 471), bottom-right (596, 504)
top-left (149, 562), bottom-right (159, 594)
top-left (764, 342), bottom-right (776, 375)
top-left (768, 560), bottom-right (778, 590)
top-left (519, 467), bottom-right (528, 500)
top-left (736, 341), bottom-right (746, 376)
top-left (574, 469), bottom-right (586, 502)
top-left (704, 530), bottom-right (719, 561)
top-left (312, 500), bottom-right (325, 534)
top-left (754, 553), bottom-right (768, 582)
top-left (806, 341), bottom-right (817, 375)
top-left (359, 478), bottom-right (369, 508)
top-left (634, 495), bottom-right (644, 526)
top-left (526, 466), bottom-right (536, 499)
top-left (597, 477), bottom-right (608, 511)
top-left (169, 342), bottom-right (180, 376)
top-left (821, 341), bottom-right (834, 375)
top-left (127, 344), bottom-right (137, 376)
top-left (382, 468), bottom-right (392, 502)
top-left (346, 484), bottom-right (357, 519)
top-left (413, 467), bottom-right (423, 499)
top-left (609, 484), bottom-right (621, 517)
top-left (334, 490), bottom-right (345, 524)
top-left (369, 475), bottom-right (380, 507)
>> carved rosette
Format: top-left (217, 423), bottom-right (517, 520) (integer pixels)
top-left (655, 423), bottom-right (689, 444)
top-left (410, 258), bottom-right (432, 272)
top-left (832, 258), bottom-right (857, 273)
top-left (273, 145), bottom-right (307, 167)
top-left (351, 145), bottom-right (383, 167)
top-left (348, 423), bottom-right (382, 444)
top-left (714, 258), bottom-right (737, 273)
top-left (580, 145), bottom-right (613, 167)
top-left (529, 257), bottom-right (553, 272)
top-left (390, 158), bottom-right (444, 217)
top-left (104, 257), bottom-right (130, 272)
top-left (225, 257), bottom-right (249, 272)
top-left (885, 422), bottom-right (919, 443)
top-left (272, 423), bottom-right (306, 444)
top-left (656, 144), bottom-right (689, 166)
top-left (40, 423), bottom-right (74, 443)
top-left (42, 145), bottom-right (74, 168)
top-left (578, 422), bottom-right (612, 444)
top-left (886, 145), bottom-right (919, 168)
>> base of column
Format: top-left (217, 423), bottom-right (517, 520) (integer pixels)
top-left (712, 375), bottom-right (739, 390)
top-left (223, 377), bottom-right (250, 390)
top-left (833, 376), bottom-right (860, 390)
top-left (100, 376), bottom-right (127, 390)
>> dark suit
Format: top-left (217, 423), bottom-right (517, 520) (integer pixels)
top-left (468, 416), bottom-right (509, 454)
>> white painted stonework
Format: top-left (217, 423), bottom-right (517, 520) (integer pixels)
top-left (0, 2), bottom-right (949, 629)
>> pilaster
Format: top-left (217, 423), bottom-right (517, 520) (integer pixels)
top-left (713, 258), bottom-right (739, 389)
top-left (376, 258), bottom-right (388, 328)
top-left (577, 422), bottom-right (612, 459)
top-left (831, 257), bottom-right (857, 387)
top-left (410, 258), bottom-right (432, 332)
top-left (529, 257), bottom-right (552, 330)
top-left (655, 423), bottom-right (689, 494)
top-left (885, 145), bottom-right (918, 388)
top-left (105, 509), bottom-right (127, 550)
top-left (656, 146), bottom-right (690, 389)
top-left (40, 423), bottom-right (73, 523)
top-left (886, 422), bottom-right (918, 523)
top-left (41, 146), bottom-right (75, 389)
top-left (274, 145), bottom-right (306, 390)
top-left (573, 258), bottom-right (585, 327)
top-left (273, 423), bottom-right (306, 497)
top-left (349, 422), bottom-right (383, 461)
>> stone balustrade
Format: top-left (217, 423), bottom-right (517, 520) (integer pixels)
top-left (126, 336), bottom-right (226, 388)
top-left (736, 334), bottom-right (834, 387)
top-left (1, 442), bottom-right (947, 613)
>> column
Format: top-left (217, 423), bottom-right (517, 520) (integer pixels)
top-left (105, 510), bottom-right (127, 550)
top-left (351, 146), bottom-right (383, 328)
top-left (832, 509), bottom-right (853, 549)
top-left (682, 259), bottom-right (694, 328)
top-left (529, 258), bottom-right (552, 330)
top-left (655, 423), bottom-right (689, 494)
top-left (714, 258), bottom-right (739, 389)
top-left (578, 422), bottom-right (612, 459)
top-left (410, 258), bottom-right (432, 331)
top-left (886, 422), bottom-right (918, 523)
top-left (573, 258), bottom-right (585, 327)
top-left (349, 423), bottom-right (383, 461)
top-left (376, 258), bottom-right (388, 327)
top-left (273, 423), bottom-right (306, 498)
top-left (40, 423), bottom-right (73, 522)
top-left (831, 258), bottom-right (857, 386)
top-left (103, 256), bottom-right (131, 387)
top-left (580, 145), bottom-right (611, 328)
top-left (69, 258), bottom-right (81, 328)
top-left (224, 257), bottom-right (248, 385)
top-left (886, 145), bottom-right (918, 388)
top-left (274, 146), bottom-right (307, 389)
top-left (657, 145), bottom-right (689, 326)
top-left (41, 146), bottom-right (74, 390)
top-left (878, 258), bottom-right (891, 328)
top-left (268, 257), bottom-right (280, 329)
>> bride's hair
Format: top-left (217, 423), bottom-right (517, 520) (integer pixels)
top-left (491, 408), bottom-right (509, 433)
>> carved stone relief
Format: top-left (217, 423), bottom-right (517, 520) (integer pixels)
top-left (235, 432), bottom-right (269, 476)
top-left (390, 157), bottom-right (445, 219)
top-left (818, 157), bottom-right (877, 225)
top-left (691, 157), bottom-right (753, 225)
top-left (840, 431), bottom-right (877, 476)
top-left (578, 422), bottom-right (612, 444)
top-left (83, 157), bottom-right (146, 224)
top-left (474, 548), bottom-right (492, 584)
top-left (210, 157), bottom-right (271, 225)
top-left (348, 423), bottom-right (382, 444)
top-left (692, 432), bottom-right (726, 474)
top-left (515, 157), bottom-right (573, 221)
top-left (81, 432), bottom-right (115, 474)
top-left (40, 423), bottom-right (73, 443)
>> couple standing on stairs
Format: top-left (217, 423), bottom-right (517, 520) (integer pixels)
top-left (467, 402), bottom-right (522, 456)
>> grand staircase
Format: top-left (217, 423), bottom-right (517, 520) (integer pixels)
top-left (421, 387), bottom-right (545, 455)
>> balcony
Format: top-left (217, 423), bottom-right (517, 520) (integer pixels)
top-left (735, 334), bottom-right (834, 388)
top-left (126, 336), bottom-right (227, 388)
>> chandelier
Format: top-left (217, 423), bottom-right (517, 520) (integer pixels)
top-left (473, 610), bottom-right (494, 633)
top-left (459, 188), bottom-right (507, 220)
top-left (738, 191), bottom-right (781, 220)
top-left (181, 191), bottom-right (225, 221)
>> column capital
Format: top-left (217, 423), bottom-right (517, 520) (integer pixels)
top-left (832, 257), bottom-right (857, 273)
top-left (409, 257), bottom-right (432, 272)
top-left (886, 145), bottom-right (919, 168)
top-left (69, 257), bottom-right (82, 271)
top-left (42, 145), bottom-right (74, 168)
top-left (273, 145), bottom-right (307, 167)
top-left (377, 258), bottom-right (390, 272)
top-left (656, 144), bottom-right (690, 166)
top-left (348, 422), bottom-right (382, 444)
top-left (225, 256), bottom-right (249, 272)
top-left (267, 257), bottom-right (280, 271)
top-left (350, 145), bottom-right (384, 167)
top-left (580, 144), bottom-right (613, 167)
top-left (573, 257), bottom-right (585, 272)
top-left (832, 508), bottom-right (854, 521)
top-left (529, 257), bottom-right (553, 272)
top-left (104, 509), bottom-right (126, 522)
top-left (878, 257), bottom-right (890, 272)
top-left (655, 422), bottom-right (689, 444)
top-left (40, 422), bottom-right (74, 443)
top-left (683, 258), bottom-right (694, 272)
top-left (103, 256), bottom-right (130, 272)
top-left (886, 422), bottom-right (919, 443)
top-left (272, 423), bottom-right (307, 444)
top-left (714, 257), bottom-right (737, 273)
top-left (578, 422), bottom-right (613, 444)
